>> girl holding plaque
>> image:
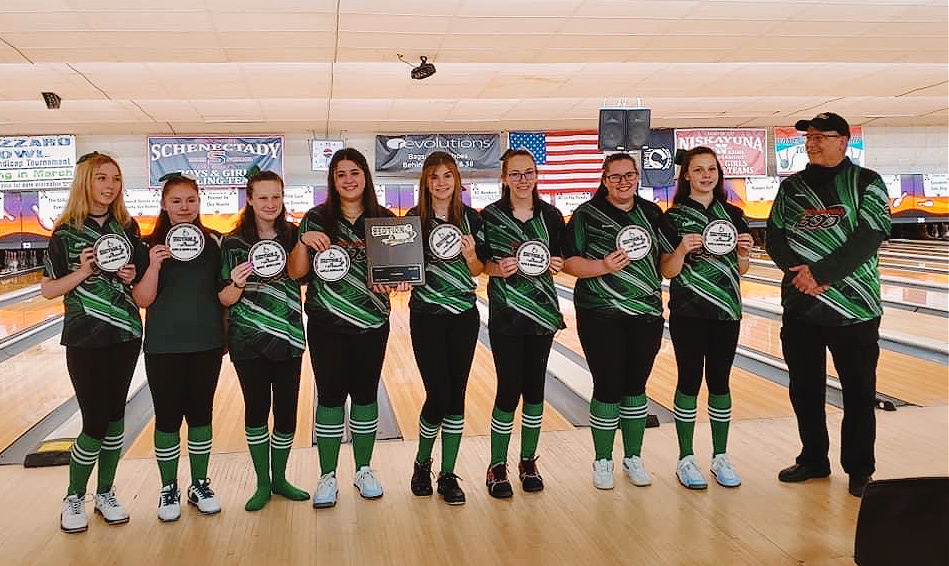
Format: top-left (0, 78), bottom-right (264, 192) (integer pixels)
top-left (479, 148), bottom-right (565, 499)
top-left (219, 170), bottom-right (310, 512)
top-left (41, 152), bottom-right (148, 533)
top-left (562, 154), bottom-right (664, 490)
top-left (132, 173), bottom-right (225, 521)
top-left (657, 146), bottom-right (753, 490)
top-left (288, 148), bottom-right (406, 509)
top-left (404, 152), bottom-right (484, 505)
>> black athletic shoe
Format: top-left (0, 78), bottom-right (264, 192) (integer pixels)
top-left (486, 463), bottom-right (513, 499)
top-left (518, 456), bottom-right (544, 493)
top-left (848, 475), bottom-right (872, 497)
top-left (437, 472), bottom-right (466, 505)
top-left (778, 463), bottom-right (831, 483)
top-left (411, 458), bottom-right (433, 496)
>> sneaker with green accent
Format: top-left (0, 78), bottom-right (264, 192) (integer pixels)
top-left (187, 479), bottom-right (221, 514)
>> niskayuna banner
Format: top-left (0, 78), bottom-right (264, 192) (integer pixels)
top-left (674, 129), bottom-right (768, 178)
top-left (0, 135), bottom-right (76, 191)
top-left (640, 129), bottom-right (675, 188)
top-left (148, 136), bottom-right (284, 188)
top-left (375, 134), bottom-right (501, 172)
top-left (774, 126), bottom-right (865, 174)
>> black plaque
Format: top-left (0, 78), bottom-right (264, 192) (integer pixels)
top-left (364, 216), bottom-right (425, 286)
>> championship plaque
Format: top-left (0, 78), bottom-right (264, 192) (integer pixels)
top-left (93, 233), bottom-right (133, 272)
top-left (313, 245), bottom-right (351, 282)
top-left (615, 225), bottom-right (652, 261)
top-left (428, 223), bottom-right (463, 261)
top-left (702, 220), bottom-right (738, 255)
top-left (516, 240), bottom-right (550, 277)
top-left (165, 223), bottom-right (205, 261)
top-left (248, 240), bottom-right (287, 278)
top-left (365, 216), bottom-right (425, 286)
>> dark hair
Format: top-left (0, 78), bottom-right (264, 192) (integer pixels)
top-left (499, 147), bottom-right (541, 208)
top-left (417, 151), bottom-right (464, 238)
top-left (145, 175), bottom-right (208, 246)
top-left (321, 148), bottom-right (384, 239)
top-left (595, 152), bottom-right (639, 197)
top-left (672, 146), bottom-right (727, 205)
top-left (234, 170), bottom-right (294, 245)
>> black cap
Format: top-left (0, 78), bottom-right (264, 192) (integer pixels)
top-left (795, 112), bottom-right (850, 138)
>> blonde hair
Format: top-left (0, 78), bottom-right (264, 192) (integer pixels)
top-left (55, 152), bottom-right (133, 231)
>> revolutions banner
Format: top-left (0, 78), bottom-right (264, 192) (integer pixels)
top-left (148, 135), bottom-right (284, 188)
top-left (0, 135), bottom-right (76, 191)
top-left (375, 134), bottom-right (501, 172)
top-left (674, 129), bottom-right (768, 178)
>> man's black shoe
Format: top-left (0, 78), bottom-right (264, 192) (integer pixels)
top-left (848, 474), bottom-right (871, 497)
top-left (778, 463), bottom-right (831, 483)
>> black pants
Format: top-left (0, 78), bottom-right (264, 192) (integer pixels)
top-left (576, 310), bottom-right (664, 403)
top-left (65, 339), bottom-right (141, 439)
top-left (668, 316), bottom-right (740, 396)
top-left (410, 308), bottom-right (479, 424)
top-left (488, 328), bottom-right (553, 412)
top-left (308, 320), bottom-right (389, 408)
top-left (781, 317), bottom-right (880, 476)
top-left (233, 356), bottom-right (303, 434)
top-left (145, 348), bottom-right (223, 432)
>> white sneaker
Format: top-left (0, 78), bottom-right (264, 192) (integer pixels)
top-left (93, 489), bottom-right (130, 524)
top-left (353, 466), bottom-right (384, 500)
top-left (158, 483), bottom-right (181, 522)
top-left (710, 453), bottom-right (742, 488)
top-left (676, 455), bottom-right (708, 490)
top-left (61, 494), bottom-right (88, 533)
top-left (622, 455), bottom-right (653, 487)
top-left (313, 472), bottom-right (338, 509)
top-left (187, 479), bottom-right (221, 515)
top-left (592, 459), bottom-right (614, 490)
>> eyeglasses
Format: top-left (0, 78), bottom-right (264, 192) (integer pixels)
top-left (506, 170), bottom-right (536, 182)
top-left (803, 133), bottom-right (843, 142)
top-left (605, 172), bottom-right (639, 184)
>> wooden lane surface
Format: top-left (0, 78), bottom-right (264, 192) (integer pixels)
top-left (0, 336), bottom-right (75, 452)
top-left (384, 291), bottom-right (574, 440)
top-left (752, 253), bottom-right (949, 285)
top-left (0, 270), bottom-right (42, 295)
top-left (0, 294), bottom-right (62, 339)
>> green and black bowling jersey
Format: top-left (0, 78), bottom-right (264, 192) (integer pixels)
top-left (766, 158), bottom-right (891, 325)
top-left (406, 205), bottom-right (483, 316)
top-left (220, 228), bottom-right (305, 361)
top-left (564, 192), bottom-right (663, 318)
top-left (44, 216), bottom-right (148, 348)
top-left (299, 204), bottom-right (394, 333)
top-left (480, 197), bottom-right (566, 335)
top-left (658, 199), bottom-right (750, 321)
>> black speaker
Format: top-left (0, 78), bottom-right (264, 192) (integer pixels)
top-left (626, 108), bottom-right (651, 149)
top-left (598, 109), bottom-right (627, 151)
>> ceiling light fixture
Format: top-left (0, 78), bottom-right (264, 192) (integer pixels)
top-left (42, 92), bottom-right (61, 110)
top-left (397, 54), bottom-right (436, 80)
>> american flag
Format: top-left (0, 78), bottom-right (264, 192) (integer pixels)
top-left (508, 130), bottom-right (605, 193)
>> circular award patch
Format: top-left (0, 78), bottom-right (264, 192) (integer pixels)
top-left (702, 220), bottom-right (738, 255)
top-left (93, 233), bottom-right (132, 272)
top-left (248, 240), bottom-right (287, 278)
top-left (428, 223), bottom-right (463, 260)
top-left (615, 225), bottom-right (652, 261)
top-left (165, 223), bottom-right (205, 261)
top-left (516, 240), bottom-right (551, 277)
top-left (313, 245), bottom-right (351, 282)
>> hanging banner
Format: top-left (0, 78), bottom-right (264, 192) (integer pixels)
top-left (640, 129), bottom-right (675, 188)
top-left (0, 135), bottom-right (76, 191)
top-left (774, 126), bottom-right (865, 174)
top-left (674, 129), bottom-right (767, 178)
top-left (311, 140), bottom-right (345, 171)
top-left (469, 183), bottom-right (502, 209)
top-left (375, 134), bottom-right (501, 172)
top-left (148, 135), bottom-right (284, 188)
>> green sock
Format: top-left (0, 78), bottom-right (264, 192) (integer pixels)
top-left (440, 415), bottom-right (464, 474)
top-left (270, 430), bottom-right (309, 501)
top-left (674, 391), bottom-right (698, 459)
top-left (490, 407), bottom-right (514, 465)
top-left (708, 393), bottom-right (732, 456)
top-left (589, 399), bottom-right (619, 461)
top-left (244, 425), bottom-right (271, 511)
top-left (154, 429), bottom-right (180, 487)
top-left (620, 394), bottom-right (648, 458)
top-left (315, 405), bottom-right (344, 475)
top-left (68, 433), bottom-right (101, 496)
top-left (415, 416), bottom-right (439, 464)
top-left (96, 420), bottom-right (124, 493)
top-left (187, 425), bottom-right (212, 483)
top-left (520, 403), bottom-right (543, 460)
top-left (350, 403), bottom-right (378, 469)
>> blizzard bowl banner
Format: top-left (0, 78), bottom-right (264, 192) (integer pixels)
top-left (375, 134), bottom-right (501, 172)
top-left (148, 136), bottom-right (284, 188)
top-left (674, 129), bottom-right (767, 178)
top-left (0, 135), bottom-right (76, 191)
